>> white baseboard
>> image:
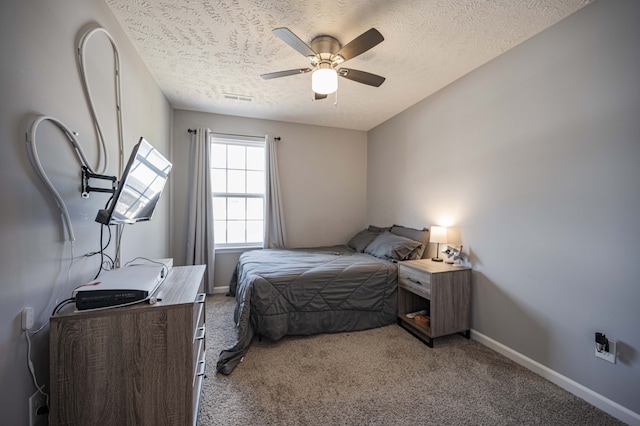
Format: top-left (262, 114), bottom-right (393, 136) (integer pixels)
top-left (211, 286), bottom-right (229, 294)
top-left (471, 330), bottom-right (640, 426)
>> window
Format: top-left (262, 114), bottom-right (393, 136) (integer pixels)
top-left (211, 136), bottom-right (265, 247)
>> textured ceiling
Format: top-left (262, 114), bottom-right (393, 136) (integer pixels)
top-left (104, 0), bottom-right (593, 131)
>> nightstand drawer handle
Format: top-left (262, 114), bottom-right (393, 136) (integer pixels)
top-left (407, 277), bottom-right (423, 285)
top-left (196, 293), bottom-right (206, 304)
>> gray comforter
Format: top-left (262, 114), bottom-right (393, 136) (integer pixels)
top-left (216, 246), bottom-right (398, 374)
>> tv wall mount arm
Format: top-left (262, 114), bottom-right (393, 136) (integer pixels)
top-left (81, 166), bottom-right (117, 198)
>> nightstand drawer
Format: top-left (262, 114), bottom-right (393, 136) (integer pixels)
top-left (398, 265), bottom-right (431, 298)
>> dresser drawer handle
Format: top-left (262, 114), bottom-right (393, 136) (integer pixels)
top-left (196, 359), bottom-right (206, 377)
top-left (196, 293), bottom-right (206, 304)
top-left (195, 325), bottom-right (206, 341)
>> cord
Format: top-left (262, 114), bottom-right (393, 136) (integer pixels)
top-left (25, 26), bottom-right (124, 243)
top-left (52, 298), bottom-right (76, 316)
top-left (123, 257), bottom-right (170, 279)
top-left (52, 300), bottom-right (67, 316)
top-left (25, 116), bottom-right (90, 242)
top-left (78, 27), bottom-right (124, 175)
top-left (29, 322), bottom-right (48, 336)
top-left (77, 26), bottom-right (125, 268)
top-left (123, 256), bottom-right (168, 268)
top-left (84, 230), bottom-right (113, 266)
top-left (72, 281), bottom-right (101, 293)
top-left (93, 223), bottom-right (114, 279)
top-left (25, 330), bottom-right (50, 409)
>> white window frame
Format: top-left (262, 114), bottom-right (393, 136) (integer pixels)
top-left (210, 135), bottom-right (265, 250)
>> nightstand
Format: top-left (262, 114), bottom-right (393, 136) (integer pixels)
top-left (397, 259), bottom-right (471, 347)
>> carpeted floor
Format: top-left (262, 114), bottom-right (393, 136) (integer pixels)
top-left (198, 294), bottom-right (624, 425)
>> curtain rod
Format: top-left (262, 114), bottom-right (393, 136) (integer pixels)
top-left (188, 129), bottom-right (280, 141)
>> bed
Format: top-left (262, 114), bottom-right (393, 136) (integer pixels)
top-left (216, 225), bottom-right (430, 374)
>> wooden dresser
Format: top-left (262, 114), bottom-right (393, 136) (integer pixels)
top-left (49, 265), bottom-right (206, 426)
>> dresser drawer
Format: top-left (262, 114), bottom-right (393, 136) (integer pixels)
top-left (193, 292), bottom-right (206, 332)
top-left (192, 350), bottom-right (206, 426)
top-left (192, 325), bottom-right (205, 375)
top-left (398, 264), bottom-right (431, 298)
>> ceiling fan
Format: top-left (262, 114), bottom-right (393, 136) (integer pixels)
top-left (261, 27), bottom-right (385, 100)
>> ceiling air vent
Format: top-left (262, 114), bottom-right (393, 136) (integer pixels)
top-left (223, 93), bottom-right (253, 102)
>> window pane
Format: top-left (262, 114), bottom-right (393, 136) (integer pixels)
top-left (247, 198), bottom-right (263, 220)
top-left (211, 144), bottom-right (226, 168)
top-left (246, 171), bottom-right (265, 194)
top-left (210, 138), bottom-right (265, 247)
top-left (213, 197), bottom-right (226, 220)
top-left (214, 220), bottom-right (227, 244)
top-left (227, 170), bottom-right (246, 193)
top-left (211, 169), bottom-right (226, 192)
top-left (247, 220), bottom-right (263, 243)
top-left (227, 198), bottom-right (245, 220)
top-left (227, 221), bottom-right (245, 243)
top-left (227, 145), bottom-right (245, 169)
top-left (246, 146), bottom-right (264, 170)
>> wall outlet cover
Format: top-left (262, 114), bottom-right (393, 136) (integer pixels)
top-left (595, 339), bottom-right (617, 364)
top-left (22, 307), bottom-right (34, 330)
top-left (29, 390), bottom-right (48, 426)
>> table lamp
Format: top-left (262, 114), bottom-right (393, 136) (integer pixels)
top-left (430, 226), bottom-right (448, 262)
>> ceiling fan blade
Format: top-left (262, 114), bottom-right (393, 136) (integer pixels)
top-left (338, 68), bottom-right (385, 87)
top-left (314, 92), bottom-right (327, 100)
top-left (261, 68), bottom-right (312, 80)
top-left (273, 27), bottom-right (316, 57)
top-left (334, 28), bottom-right (384, 62)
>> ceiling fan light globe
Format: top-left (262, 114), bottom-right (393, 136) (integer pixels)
top-left (312, 68), bottom-right (338, 95)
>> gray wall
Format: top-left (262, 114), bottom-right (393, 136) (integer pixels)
top-left (0, 1), bottom-right (172, 424)
top-left (172, 110), bottom-right (368, 289)
top-left (367, 0), bottom-right (639, 416)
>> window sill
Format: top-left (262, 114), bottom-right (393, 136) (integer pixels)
top-left (214, 245), bottom-right (262, 254)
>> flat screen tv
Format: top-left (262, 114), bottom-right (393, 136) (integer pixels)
top-left (95, 137), bottom-right (172, 225)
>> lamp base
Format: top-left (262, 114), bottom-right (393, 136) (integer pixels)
top-left (431, 257), bottom-right (443, 262)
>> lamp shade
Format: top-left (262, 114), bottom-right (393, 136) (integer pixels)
top-left (312, 64), bottom-right (338, 94)
top-left (430, 226), bottom-right (448, 244)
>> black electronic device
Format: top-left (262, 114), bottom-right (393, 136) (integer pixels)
top-left (95, 137), bottom-right (172, 225)
top-left (75, 263), bottom-right (166, 310)
top-left (75, 289), bottom-right (150, 310)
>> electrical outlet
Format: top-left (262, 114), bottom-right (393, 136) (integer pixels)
top-left (22, 307), bottom-right (34, 330)
top-left (595, 339), bottom-right (617, 364)
top-left (29, 390), bottom-right (48, 426)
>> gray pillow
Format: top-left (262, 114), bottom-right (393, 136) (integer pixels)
top-left (347, 229), bottom-right (380, 253)
top-left (364, 231), bottom-right (422, 261)
top-left (368, 225), bottom-right (390, 233)
top-left (390, 225), bottom-right (429, 260)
